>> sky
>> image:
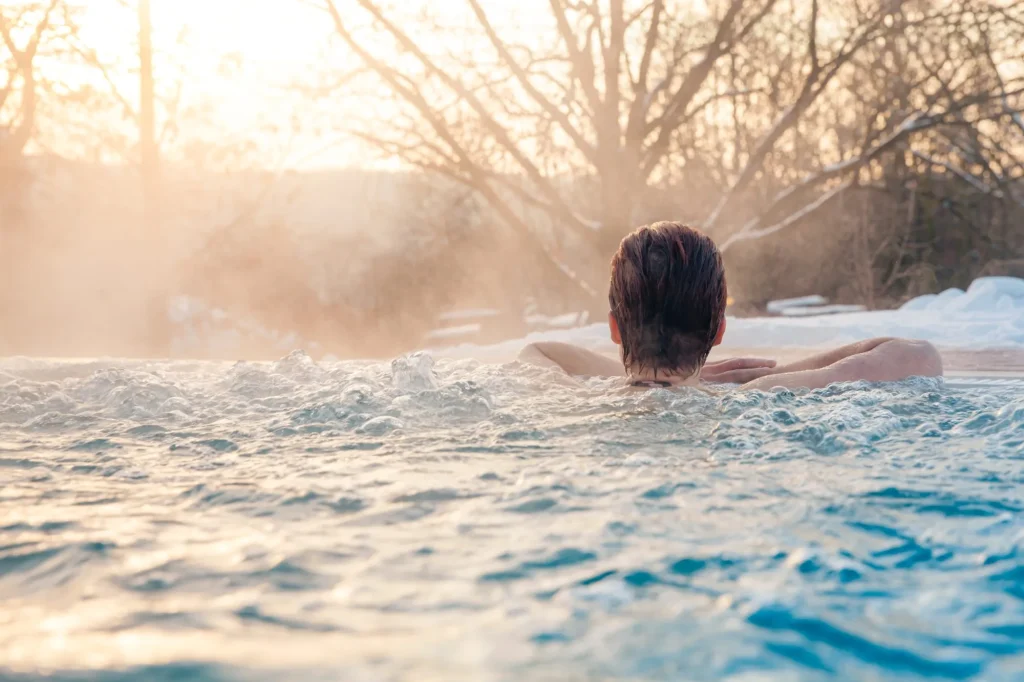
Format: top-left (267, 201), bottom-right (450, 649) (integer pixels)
top-left (23, 0), bottom-right (1023, 171)
top-left (53, 0), bottom-right (554, 170)
top-left (66, 0), bottom-right (341, 168)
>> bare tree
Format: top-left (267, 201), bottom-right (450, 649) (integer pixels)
top-left (315, 0), bottom-right (1024, 303)
top-left (0, 0), bottom-right (67, 352)
top-left (0, 0), bottom-right (64, 173)
top-left (318, 0), bottom-right (779, 297)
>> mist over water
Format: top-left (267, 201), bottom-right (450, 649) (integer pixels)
top-left (0, 164), bottom-right (556, 360)
top-left (1, 353), bottom-right (1023, 680)
top-left (5, 0), bottom-right (1019, 362)
top-left (4, 2), bottom-right (1024, 680)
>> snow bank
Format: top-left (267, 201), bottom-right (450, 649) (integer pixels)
top-left (434, 277), bottom-right (1024, 360)
top-left (766, 295), bottom-right (828, 313)
top-left (900, 277), bottom-right (1024, 314)
top-left (167, 277), bottom-right (1024, 361)
top-left (718, 278), bottom-right (1023, 349)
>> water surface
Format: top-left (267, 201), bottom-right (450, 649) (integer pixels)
top-left (1, 353), bottom-right (1023, 681)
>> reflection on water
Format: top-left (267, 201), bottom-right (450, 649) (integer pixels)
top-left (1, 352), bottom-right (1023, 680)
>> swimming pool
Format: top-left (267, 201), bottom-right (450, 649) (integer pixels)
top-left (1, 352), bottom-right (1022, 681)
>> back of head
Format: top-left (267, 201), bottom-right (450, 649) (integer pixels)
top-left (609, 222), bottom-right (727, 377)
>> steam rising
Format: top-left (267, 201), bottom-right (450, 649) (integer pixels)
top-left (1, 0), bottom-right (1022, 359)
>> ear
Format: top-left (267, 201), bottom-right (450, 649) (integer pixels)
top-left (608, 312), bottom-right (622, 345)
top-left (713, 316), bottom-right (727, 346)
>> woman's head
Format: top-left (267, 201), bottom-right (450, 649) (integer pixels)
top-left (608, 222), bottom-right (728, 377)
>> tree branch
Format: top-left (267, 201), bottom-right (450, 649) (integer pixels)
top-left (23, 0), bottom-right (60, 64)
top-left (719, 178), bottom-right (851, 251)
top-left (70, 43), bottom-right (138, 123)
top-left (464, 0), bottom-right (598, 166)
top-left (323, 0), bottom-right (598, 298)
top-left (625, 0), bottom-right (663, 144)
top-left (641, 0), bottom-right (770, 177)
top-left (703, 1), bottom-right (889, 231)
top-left (341, 0), bottom-right (592, 235)
top-left (0, 9), bottom-right (19, 57)
top-left (0, 63), bottom-right (14, 112)
top-left (717, 84), bottom-right (1024, 250)
top-left (601, 0), bottom-right (625, 148)
top-left (911, 149), bottom-right (994, 195)
top-left (548, 0), bottom-right (602, 116)
top-left (0, 0), bottom-right (60, 156)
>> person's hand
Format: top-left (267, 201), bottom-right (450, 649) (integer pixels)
top-left (702, 357), bottom-right (777, 384)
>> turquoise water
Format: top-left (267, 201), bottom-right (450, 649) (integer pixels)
top-left (1, 352), bottom-right (1023, 681)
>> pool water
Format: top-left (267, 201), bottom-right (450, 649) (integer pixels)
top-left (1, 352), bottom-right (1023, 681)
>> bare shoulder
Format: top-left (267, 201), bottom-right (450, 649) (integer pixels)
top-left (882, 339), bottom-right (944, 375)
top-left (519, 342), bottom-right (625, 377)
top-left (517, 342), bottom-right (563, 370)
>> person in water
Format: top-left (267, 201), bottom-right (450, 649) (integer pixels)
top-left (519, 221), bottom-right (943, 390)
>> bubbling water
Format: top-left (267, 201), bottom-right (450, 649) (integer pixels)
top-left (0, 354), bottom-right (1022, 681)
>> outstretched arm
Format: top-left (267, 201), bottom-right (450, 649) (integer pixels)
top-left (518, 342), bottom-right (625, 377)
top-left (741, 338), bottom-right (943, 391)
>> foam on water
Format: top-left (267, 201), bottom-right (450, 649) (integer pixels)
top-left (1, 352), bottom-right (1023, 681)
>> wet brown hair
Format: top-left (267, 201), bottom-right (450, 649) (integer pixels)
top-left (608, 222), bottom-right (727, 377)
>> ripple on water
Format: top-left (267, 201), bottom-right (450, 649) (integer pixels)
top-left (748, 605), bottom-right (984, 678)
top-left (0, 540), bottom-right (113, 597)
top-left (0, 354), bottom-right (1023, 680)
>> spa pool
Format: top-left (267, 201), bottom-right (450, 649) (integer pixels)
top-left (1, 352), bottom-right (1023, 681)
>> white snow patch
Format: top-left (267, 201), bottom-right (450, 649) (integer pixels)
top-left (435, 277), bottom-right (1024, 361)
top-left (425, 324), bottom-right (484, 340)
top-left (780, 304), bottom-right (867, 317)
top-left (437, 309), bottom-right (500, 322)
top-left (766, 295), bottom-right (828, 314)
top-left (164, 277), bottom-right (1024, 361)
top-left (524, 311), bottom-right (590, 329)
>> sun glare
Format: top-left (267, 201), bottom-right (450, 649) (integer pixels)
top-left (57, 0), bottom-right (336, 165)
top-left (11, 0), bottom-right (551, 167)
top-left (73, 0), bottom-right (327, 76)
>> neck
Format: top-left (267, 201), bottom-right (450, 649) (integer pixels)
top-left (627, 367), bottom-right (702, 387)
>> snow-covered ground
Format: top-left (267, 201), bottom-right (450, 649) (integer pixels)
top-left (434, 277), bottom-right (1024, 362)
top-left (167, 277), bottom-right (1024, 362)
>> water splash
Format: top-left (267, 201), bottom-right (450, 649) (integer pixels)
top-left (0, 355), bottom-right (1022, 681)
